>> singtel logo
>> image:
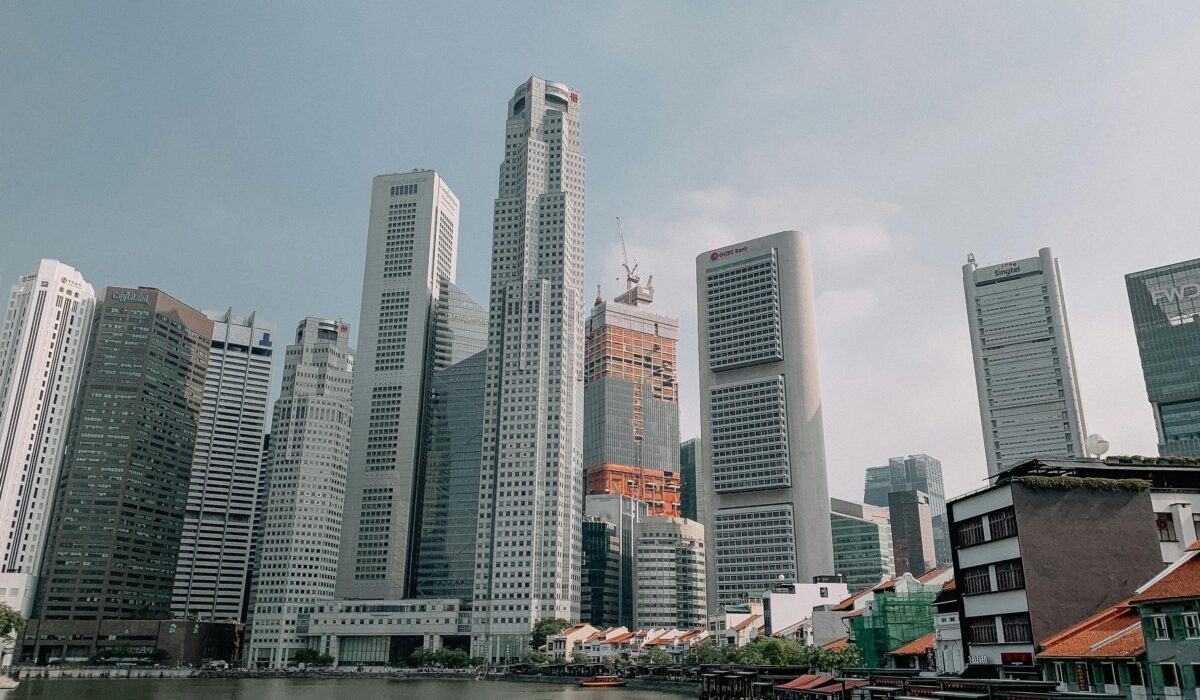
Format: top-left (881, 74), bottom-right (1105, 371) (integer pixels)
top-left (710, 246), bottom-right (748, 262)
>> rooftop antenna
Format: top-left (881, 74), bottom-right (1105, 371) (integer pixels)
top-left (616, 217), bottom-right (640, 291)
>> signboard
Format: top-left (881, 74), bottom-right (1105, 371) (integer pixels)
top-left (709, 246), bottom-right (748, 262)
top-left (1151, 284), bottom-right (1200, 306)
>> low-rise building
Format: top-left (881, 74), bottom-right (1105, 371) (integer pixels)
top-left (762, 580), bottom-right (851, 644)
top-left (708, 598), bottom-right (764, 647)
top-left (302, 598), bottom-right (470, 667)
top-left (20, 619), bottom-right (237, 667)
top-left (1037, 599), bottom-right (1145, 698)
top-left (949, 459), bottom-right (1166, 669)
top-left (846, 568), bottom-right (950, 667)
top-left (933, 580), bottom-right (964, 675)
top-left (546, 623), bottom-right (600, 663)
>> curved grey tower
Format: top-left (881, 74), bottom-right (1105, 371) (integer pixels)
top-left (695, 230), bottom-right (833, 609)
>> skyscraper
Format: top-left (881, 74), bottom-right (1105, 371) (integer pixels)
top-left (172, 309), bottom-right (275, 622)
top-left (696, 231), bottom-right (834, 609)
top-left (0, 260), bottom-right (94, 616)
top-left (339, 170), bottom-right (460, 600)
top-left (583, 284), bottom-right (680, 514)
top-left (830, 498), bottom-right (894, 592)
top-left (35, 287), bottom-right (212, 620)
top-left (413, 282), bottom-right (488, 600)
top-left (246, 318), bottom-right (353, 668)
top-left (585, 493), bottom-right (648, 630)
top-left (863, 454), bottom-right (950, 565)
top-left (581, 518), bottom-right (620, 628)
top-left (633, 515), bottom-right (706, 629)
top-left (1126, 259), bottom-right (1200, 456)
top-left (680, 438), bottom-right (699, 521)
top-left (963, 248), bottom-right (1087, 476)
top-left (887, 490), bottom-right (937, 577)
top-left (470, 76), bottom-right (587, 660)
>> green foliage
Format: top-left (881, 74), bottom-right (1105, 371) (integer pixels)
top-left (408, 647), bottom-right (471, 668)
top-left (530, 618), bottom-right (572, 648)
top-left (642, 648), bottom-right (674, 666)
top-left (291, 647), bottom-right (334, 666)
top-left (1021, 475), bottom-right (1150, 492)
top-left (572, 651), bottom-right (592, 664)
top-left (607, 654), bottom-right (632, 670)
top-left (679, 637), bottom-right (862, 672)
top-left (1108, 455), bottom-right (1200, 466)
top-left (520, 648), bottom-right (552, 666)
top-left (0, 604), bottom-right (25, 637)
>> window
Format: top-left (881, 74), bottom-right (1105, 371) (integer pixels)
top-left (988, 507), bottom-right (1017, 540)
top-left (1052, 662), bottom-right (1067, 685)
top-left (1129, 663), bottom-right (1145, 687)
top-left (958, 517), bottom-right (985, 547)
top-left (1157, 512), bottom-right (1178, 542)
top-left (995, 559), bottom-right (1026, 591)
top-left (962, 565), bottom-right (991, 595)
top-left (1153, 614), bottom-right (1171, 640)
top-left (1186, 613), bottom-right (1200, 639)
top-left (1101, 663), bottom-right (1117, 686)
top-left (1194, 513), bottom-right (1200, 542)
top-left (1161, 663), bottom-right (1180, 690)
top-left (967, 616), bottom-right (998, 644)
top-left (1001, 613), bottom-right (1032, 643)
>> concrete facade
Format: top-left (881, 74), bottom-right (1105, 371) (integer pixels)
top-left (633, 516), bottom-right (706, 629)
top-left (963, 249), bottom-right (1088, 477)
top-left (0, 260), bottom-right (94, 617)
top-left (889, 490), bottom-right (938, 577)
top-left (696, 231), bottom-right (834, 609)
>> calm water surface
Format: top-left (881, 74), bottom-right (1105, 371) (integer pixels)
top-left (4, 678), bottom-right (693, 700)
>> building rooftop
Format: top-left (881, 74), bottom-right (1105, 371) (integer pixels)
top-left (1038, 600), bottom-right (1144, 659)
top-left (1132, 554), bottom-right (1200, 603)
top-left (889, 632), bottom-right (936, 656)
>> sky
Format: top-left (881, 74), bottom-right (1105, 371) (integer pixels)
top-left (3, 2), bottom-right (1200, 501)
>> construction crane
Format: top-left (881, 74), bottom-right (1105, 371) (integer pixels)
top-left (616, 217), bottom-right (640, 291)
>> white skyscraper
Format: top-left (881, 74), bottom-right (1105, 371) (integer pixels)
top-left (0, 260), bottom-right (94, 616)
top-left (337, 170), bottom-right (460, 600)
top-left (471, 76), bottom-right (587, 661)
top-left (695, 231), bottom-right (834, 610)
top-left (246, 318), bottom-right (353, 668)
top-left (963, 248), bottom-right (1087, 477)
top-left (171, 309), bottom-right (275, 622)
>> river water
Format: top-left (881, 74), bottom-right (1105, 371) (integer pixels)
top-left (4, 678), bottom-right (694, 700)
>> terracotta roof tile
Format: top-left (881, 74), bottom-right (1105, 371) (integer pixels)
top-left (833, 578), bottom-right (896, 611)
top-left (731, 613), bottom-right (761, 632)
top-left (821, 637), bottom-right (849, 650)
top-left (889, 632), bottom-right (935, 656)
top-left (1039, 599), bottom-right (1144, 659)
top-left (918, 567), bottom-right (949, 583)
top-left (777, 674), bottom-right (837, 690)
top-left (1132, 556), bottom-right (1200, 603)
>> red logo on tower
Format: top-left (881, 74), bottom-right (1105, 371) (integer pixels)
top-left (570, 93), bottom-right (578, 103)
top-left (710, 246), bottom-right (747, 262)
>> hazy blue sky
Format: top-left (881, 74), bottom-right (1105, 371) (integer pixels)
top-left (4, 2), bottom-right (1199, 500)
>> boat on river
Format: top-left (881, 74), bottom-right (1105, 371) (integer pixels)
top-left (579, 675), bottom-right (626, 688)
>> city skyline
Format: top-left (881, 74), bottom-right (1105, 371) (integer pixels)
top-left (6, 4), bottom-right (1200, 504)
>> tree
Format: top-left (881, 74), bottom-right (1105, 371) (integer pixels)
top-left (292, 648), bottom-right (334, 666)
top-left (682, 640), bottom-right (738, 666)
top-left (520, 648), bottom-right (552, 666)
top-left (573, 651), bottom-right (592, 664)
top-left (0, 604), bottom-right (25, 637)
top-left (606, 654), bottom-right (632, 670)
top-left (530, 618), bottom-right (571, 649)
top-left (642, 648), bottom-right (673, 666)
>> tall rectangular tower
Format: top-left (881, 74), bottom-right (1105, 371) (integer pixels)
top-left (0, 260), bottom-right (94, 616)
top-left (471, 76), bottom-right (587, 661)
top-left (246, 318), bottom-right (353, 668)
top-left (963, 248), bottom-right (1087, 476)
top-left (339, 171), bottom-right (459, 600)
top-left (171, 309), bottom-right (275, 622)
top-left (696, 231), bottom-right (834, 609)
top-left (35, 287), bottom-right (212, 620)
top-left (864, 454), bottom-right (950, 566)
top-left (1126, 259), bottom-right (1200, 457)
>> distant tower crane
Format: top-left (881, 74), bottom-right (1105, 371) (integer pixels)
top-left (616, 217), bottom-right (640, 291)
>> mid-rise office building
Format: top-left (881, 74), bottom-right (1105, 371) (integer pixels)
top-left (830, 498), bottom-right (894, 592)
top-left (864, 454), bottom-right (950, 565)
top-left (695, 231), bottom-right (834, 609)
top-left (246, 318), bottom-right (353, 668)
top-left (888, 490), bottom-right (937, 577)
top-left (585, 494), bottom-right (648, 630)
top-left (680, 438), bottom-right (699, 521)
top-left (413, 282), bottom-right (488, 600)
top-left (339, 170), bottom-right (460, 600)
top-left (172, 309), bottom-right (275, 622)
top-left (1126, 258), bottom-right (1200, 457)
top-left (583, 284), bottom-right (680, 473)
top-left (35, 287), bottom-right (212, 620)
top-left (0, 260), bottom-right (94, 616)
top-left (963, 248), bottom-right (1088, 477)
top-left (581, 518), bottom-right (620, 628)
top-left (633, 516), bottom-right (706, 630)
top-left (471, 76), bottom-right (587, 660)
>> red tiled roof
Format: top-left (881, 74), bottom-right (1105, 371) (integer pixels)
top-left (889, 632), bottom-right (935, 656)
top-left (809, 680), bottom-right (868, 695)
top-left (1188, 539), bottom-right (1200, 552)
top-left (777, 674), bottom-right (837, 690)
top-left (843, 609), bottom-right (866, 618)
top-left (605, 632), bottom-right (634, 644)
top-left (731, 613), bottom-right (761, 632)
top-left (942, 579), bottom-right (956, 592)
top-left (833, 578), bottom-right (896, 611)
top-left (918, 567), bottom-right (949, 583)
top-left (1039, 599), bottom-right (1144, 659)
top-left (821, 637), bottom-right (849, 650)
top-left (1132, 556), bottom-right (1200, 603)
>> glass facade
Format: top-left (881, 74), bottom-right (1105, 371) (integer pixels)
top-left (581, 519), bottom-right (620, 627)
top-left (864, 454), bottom-right (951, 565)
top-left (830, 509), bottom-right (895, 591)
top-left (1126, 259), bottom-right (1200, 456)
top-left (679, 438), bottom-right (698, 521)
top-left (36, 288), bottom-right (212, 620)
